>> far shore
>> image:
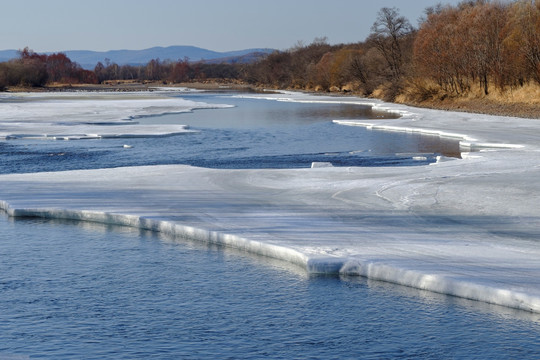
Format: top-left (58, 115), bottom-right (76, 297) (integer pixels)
top-left (3, 80), bottom-right (539, 119)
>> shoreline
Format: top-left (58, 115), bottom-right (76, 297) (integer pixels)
top-left (397, 97), bottom-right (540, 120)
top-left (3, 81), bottom-right (539, 119)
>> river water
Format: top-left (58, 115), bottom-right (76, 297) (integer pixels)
top-left (1, 216), bottom-right (539, 359)
top-left (0, 91), bottom-right (539, 359)
top-left (0, 91), bottom-right (460, 174)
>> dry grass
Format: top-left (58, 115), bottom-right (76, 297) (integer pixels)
top-left (396, 79), bottom-right (540, 119)
top-left (482, 83), bottom-right (540, 105)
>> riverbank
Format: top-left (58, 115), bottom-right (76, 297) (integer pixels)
top-left (399, 97), bottom-right (540, 119)
top-left (2, 80), bottom-right (258, 93)
top-left (176, 81), bottom-right (539, 119)
top-left (4, 80), bottom-right (538, 119)
top-left (395, 81), bottom-right (540, 119)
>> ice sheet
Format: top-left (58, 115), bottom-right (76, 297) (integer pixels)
top-left (0, 91), bottom-right (231, 139)
top-left (1, 91), bottom-right (540, 313)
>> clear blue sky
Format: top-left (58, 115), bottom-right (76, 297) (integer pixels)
top-left (2, 0), bottom-right (462, 52)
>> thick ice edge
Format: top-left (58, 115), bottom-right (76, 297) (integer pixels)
top-left (1, 90), bottom-right (540, 313)
top-left (0, 201), bottom-right (312, 270)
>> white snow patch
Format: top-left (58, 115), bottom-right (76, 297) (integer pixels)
top-left (150, 86), bottom-right (203, 92)
top-left (0, 92), bottom-right (230, 139)
top-left (311, 162), bottom-right (334, 168)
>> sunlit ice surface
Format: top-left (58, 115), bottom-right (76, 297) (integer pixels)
top-left (1, 89), bottom-right (540, 314)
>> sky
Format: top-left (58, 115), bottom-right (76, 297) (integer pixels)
top-left (1, 0), bottom-right (463, 53)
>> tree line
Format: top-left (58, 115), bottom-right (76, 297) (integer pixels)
top-left (1, 0), bottom-right (538, 103)
top-left (92, 57), bottom-right (243, 84)
top-left (246, 0), bottom-right (539, 101)
top-left (0, 47), bottom-right (96, 88)
top-left (0, 48), bottom-right (245, 90)
top-left (413, 0), bottom-right (539, 97)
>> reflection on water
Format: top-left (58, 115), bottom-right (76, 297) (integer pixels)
top-left (152, 94), bottom-right (398, 128)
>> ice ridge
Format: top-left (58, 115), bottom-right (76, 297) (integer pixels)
top-left (1, 200), bottom-right (539, 313)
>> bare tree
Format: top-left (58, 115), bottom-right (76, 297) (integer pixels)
top-left (369, 7), bottom-right (413, 80)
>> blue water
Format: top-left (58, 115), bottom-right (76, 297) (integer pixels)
top-left (0, 92), bottom-right (460, 174)
top-left (1, 216), bottom-right (539, 359)
top-left (2, 91), bottom-right (539, 359)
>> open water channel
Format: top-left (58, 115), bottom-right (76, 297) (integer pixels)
top-left (0, 90), bottom-right (538, 359)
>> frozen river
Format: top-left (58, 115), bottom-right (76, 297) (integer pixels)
top-left (0, 88), bottom-right (539, 358)
top-left (0, 90), bottom-right (459, 173)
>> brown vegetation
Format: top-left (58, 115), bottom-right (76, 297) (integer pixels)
top-left (0, 47), bottom-right (96, 89)
top-left (244, 0), bottom-right (539, 117)
top-left (412, 1), bottom-right (539, 95)
top-left (402, 0), bottom-right (540, 117)
top-left (1, 0), bottom-right (538, 118)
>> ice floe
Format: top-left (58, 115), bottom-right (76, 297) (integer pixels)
top-left (0, 91), bottom-right (231, 139)
top-left (1, 90), bottom-right (540, 313)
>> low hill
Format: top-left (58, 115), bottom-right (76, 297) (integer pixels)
top-left (0, 46), bottom-right (275, 69)
top-left (0, 50), bottom-right (18, 63)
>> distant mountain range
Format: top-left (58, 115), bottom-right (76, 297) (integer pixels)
top-left (0, 46), bottom-right (275, 69)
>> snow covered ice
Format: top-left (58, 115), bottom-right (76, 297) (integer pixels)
top-left (1, 90), bottom-right (540, 313)
top-left (0, 90), bottom-right (231, 139)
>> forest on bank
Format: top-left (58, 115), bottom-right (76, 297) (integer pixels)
top-left (1, 0), bottom-right (538, 112)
